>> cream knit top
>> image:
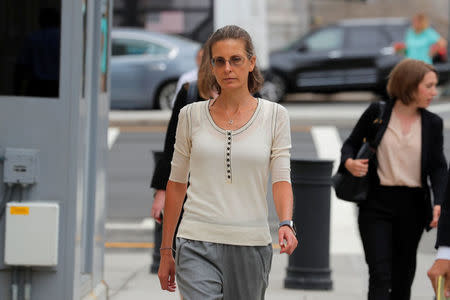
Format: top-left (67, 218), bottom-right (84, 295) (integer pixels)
top-left (169, 98), bottom-right (292, 246)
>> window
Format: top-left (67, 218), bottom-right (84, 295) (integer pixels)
top-left (0, 2), bottom-right (61, 97)
top-left (347, 26), bottom-right (391, 49)
top-left (304, 28), bottom-right (344, 51)
top-left (111, 39), bottom-right (170, 56)
top-left (385, 24), bottom-right (409, 42)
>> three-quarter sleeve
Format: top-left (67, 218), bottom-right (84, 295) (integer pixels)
top-left (270, 105), bottom-right (291, 183)
top-left (169, 105), bottom-right (191, 183)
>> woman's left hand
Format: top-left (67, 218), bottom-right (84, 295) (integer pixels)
top-left (430, 205), bottom-right (441, 228)
top-left (279, 226), bottom-right (298, 255)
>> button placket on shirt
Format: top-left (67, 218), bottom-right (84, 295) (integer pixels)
top-left (226, 130), bottom-right (232, 183)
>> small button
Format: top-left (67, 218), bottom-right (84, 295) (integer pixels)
top-left (228, 175), bottom-right (231, 179)
top-left (227, 147), bottom-right (230, 150)
top-left (227, 159), bottom-right (230, 162)
top-left (228, 142), bottom-right (231, 145)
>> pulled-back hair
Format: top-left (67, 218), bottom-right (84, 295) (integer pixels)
top-left (204, 25), bottom-right (264, 94)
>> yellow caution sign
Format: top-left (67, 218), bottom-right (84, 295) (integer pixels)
top-left (10, 206), bottom-right (29, 215)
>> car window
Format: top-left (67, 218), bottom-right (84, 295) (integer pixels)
top-left (346, 26), bottom-right (391, 49)
top-left (111, 38), bottom-right (170, 56)
top-left (385, 24), bottom-right (409, 42)
top-left (304, 28), bottom-right (344, 51)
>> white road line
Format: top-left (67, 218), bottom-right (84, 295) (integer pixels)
top-left (105, 218), bottom-right (155, 231)
top-left (311, 126), bottom-right (363, 255)
top-left (108, 127), bottom-right (120, 149)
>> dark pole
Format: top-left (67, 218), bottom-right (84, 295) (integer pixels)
top-left (284, 159), bottom-right (333, 290)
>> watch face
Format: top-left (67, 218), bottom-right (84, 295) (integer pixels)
top-left (279, 220), bottom-right (296, 236)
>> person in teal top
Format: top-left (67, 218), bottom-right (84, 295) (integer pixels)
top-left (405, 13), bottom-right (447, 64)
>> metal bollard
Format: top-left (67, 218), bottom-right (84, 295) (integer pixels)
top-left (150, 151), bottom-right (164, 274)
top-left (284, 159), bottom-right (333, 290)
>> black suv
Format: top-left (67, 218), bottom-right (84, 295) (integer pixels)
top-left (262, 18), bottom-right (450, 101)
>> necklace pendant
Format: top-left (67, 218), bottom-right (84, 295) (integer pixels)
top-left (228, 120), bottom-right (233, 125)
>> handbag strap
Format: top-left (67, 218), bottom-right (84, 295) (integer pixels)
top-left (370, 101), bottom-right (386, 147)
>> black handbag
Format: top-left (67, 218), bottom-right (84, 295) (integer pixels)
top-left (332, 102), bottom-right (386, 203)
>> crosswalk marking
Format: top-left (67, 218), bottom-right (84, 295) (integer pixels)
top-left (108, 127), bottom-right (120, 149)
top-left (311, 126), bottom-right (363, 255)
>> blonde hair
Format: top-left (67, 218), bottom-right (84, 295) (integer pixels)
top-left (413, 13), bottom-right (429, 32)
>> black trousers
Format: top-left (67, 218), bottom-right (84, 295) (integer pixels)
top-left (358, 186), bottom-right (428, 300)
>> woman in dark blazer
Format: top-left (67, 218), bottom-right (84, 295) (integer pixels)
top-left (338, 59), bottom-right (447, 300)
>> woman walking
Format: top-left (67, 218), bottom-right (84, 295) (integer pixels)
top-left (405, 13), bottom-right (447, 64)
top-left (339, 58), bottom-right (447, 300)
top-left (158, 25), bottom-right (298, 299)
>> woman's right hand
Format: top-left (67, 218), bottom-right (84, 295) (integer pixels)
top-left (158, 251), bottom-right (177, 292)
top-left (151, 190), bottom-right (166, 223)
top-left (345, 158), bottom-right (369, 177)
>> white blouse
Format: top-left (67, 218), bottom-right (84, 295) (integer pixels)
top-left (169, 98), bottom-right (292, 246)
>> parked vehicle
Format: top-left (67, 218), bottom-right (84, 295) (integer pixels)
top-left (110, 28), bottom-right (200, 110)
top-left (262, 18), bottom-right (450, 102)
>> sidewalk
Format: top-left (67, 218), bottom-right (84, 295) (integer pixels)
top-left (104, 243), bottom-right (436, 300)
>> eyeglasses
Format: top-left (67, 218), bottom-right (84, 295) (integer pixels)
top-left (211, 55), bottom-right (246, 68)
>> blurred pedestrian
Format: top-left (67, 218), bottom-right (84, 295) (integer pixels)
top-left (157, 25), bottom-right (297, 299)
top-left (338, 59), bottom-right (447, 300)
top-left (405, 13), bottom-right (447, 64)
top-left (428, 167), bottom-right (450, 298)
top-left (170, 48), bottom-right (204, 107)
top-left (150, 44), bottom-right (213, 224)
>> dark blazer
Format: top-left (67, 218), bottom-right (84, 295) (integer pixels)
top-left (338, 100), bottom-right (448, 228)
top-left (437, 169), bottom-right (450, 247)
top-left (150, 82), bottom-right (202, 190)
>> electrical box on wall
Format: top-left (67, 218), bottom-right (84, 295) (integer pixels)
top-left (4, 202), bottom-right (59, 266)
top-left (4, 148), bottom-right (39, 184)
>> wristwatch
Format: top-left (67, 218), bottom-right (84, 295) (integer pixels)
top-left (279, 220), bottom-right (296, 236)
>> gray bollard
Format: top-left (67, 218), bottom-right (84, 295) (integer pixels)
top-left (150, 151), bottom-right (164, 274)
top-left (284, 159), bottom-right (333, 290)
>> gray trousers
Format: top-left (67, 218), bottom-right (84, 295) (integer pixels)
top-left (175, 238), bottom-right (273, 300)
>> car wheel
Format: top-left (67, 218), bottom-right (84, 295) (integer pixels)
top-left (259, 73), bottom-right (286, 102)
top-left (156, 81), bottom-right (177, 110)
